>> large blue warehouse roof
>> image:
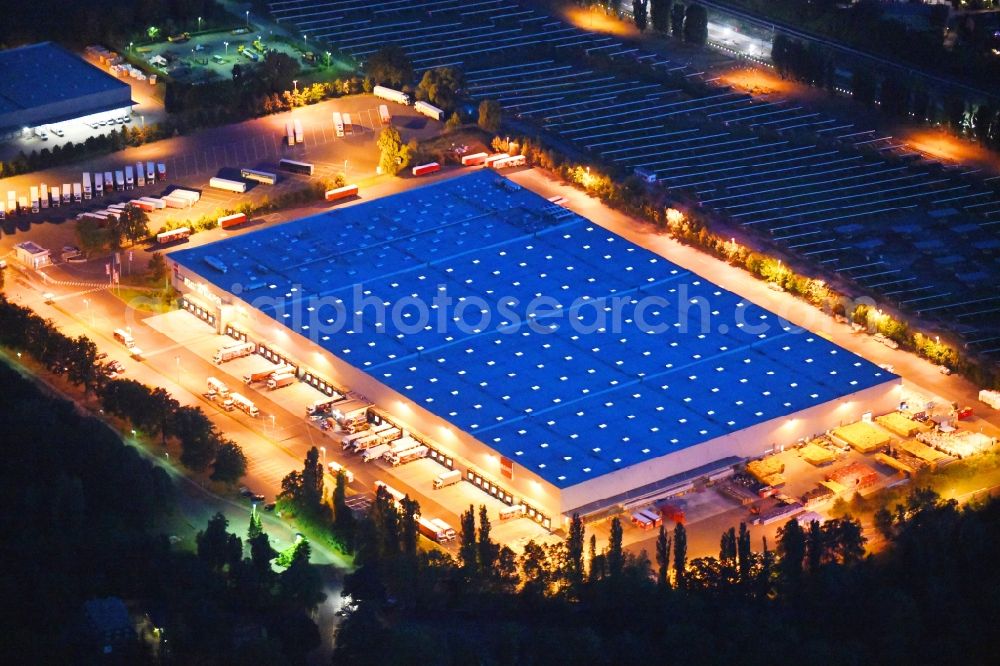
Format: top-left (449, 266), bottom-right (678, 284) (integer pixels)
top-left (172, 171), bottom-right (894, 488)
top-left (0, 42), bottom-right (131, 118)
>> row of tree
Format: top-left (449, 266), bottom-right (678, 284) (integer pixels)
top-left (0, 295), bottom-right (247, 483)
top-left (0, 354), bottom-right (326, 661)
top-left (332, 476), bottom-right (1000, 663)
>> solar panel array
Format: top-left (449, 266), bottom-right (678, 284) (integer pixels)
top-left (267, 0), bottom-right (1000, 356)
top-left (173, 171), bottom-right (893, 487)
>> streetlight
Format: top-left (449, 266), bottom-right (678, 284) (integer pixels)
top-left (197, 16), bottom-right (202, 32)
top-left (292, 79), bottom-right (298, 93)
top-left (245, 10), bottom-right (250, 28)
top-left (320, 446), bottom-right (326, 468)
top-left (325, 50), bottom-right (331, 67)
top-left (224, 41), bottom-right (229, 55)
top-left (129, 41), bottom-right (133, 53)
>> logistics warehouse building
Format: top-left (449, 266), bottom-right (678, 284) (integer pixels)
top-left (0, 42), bottom-right (133, 135)
top-left (169, 171), bottom-right (900, 527)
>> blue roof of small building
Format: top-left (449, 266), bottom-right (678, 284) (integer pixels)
top-left (0, 42), bottom-right (130, 112)
top-left (172, 171), bottom-right (894, 488)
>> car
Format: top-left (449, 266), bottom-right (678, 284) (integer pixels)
top-left (938, 365), bottom-right (952, 375)
top-left (239, 486), bottom-right (252, 497)
top-left (264, 502), bottom-right (276, 511)
top-left (122, 116), bottom-right (131, 123)
top-left (252, 493), bottom-right (266, 502)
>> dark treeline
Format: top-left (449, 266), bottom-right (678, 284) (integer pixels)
top-left (0, 0), bottom-right (228, 48)
top-left (772, 33), bottom-right (1000, 149)
top-left (331, 479), bottom-right (1000, 664)
top-left (0, 361), bottom-right (327, 662)
top-left (0, 295), bottom-right (247, 482)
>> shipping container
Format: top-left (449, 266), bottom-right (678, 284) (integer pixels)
top-left (156, 227), bottom-right (191, 244)
top-left (324, 184), bottom-right (358, 202)
top-left (461, 152), bottom-right (489, 166)
top-left (218, 212), bottom-right (248, 229)
top-left (411, 162), bottom-right (440, 177)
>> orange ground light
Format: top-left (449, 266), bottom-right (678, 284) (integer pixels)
top-left (901, 128), bottom-right (995, 166)
top-left (718, 68), bottom-right (796, 97)
top-left (561, 6), bottom-right (639, 38)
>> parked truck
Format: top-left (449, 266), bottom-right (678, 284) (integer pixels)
top-left (387, 445), bottom-right (428, 466)
top-left (373, 85), bottom-right (410, 105)
top-left (378, 104), bottom-right (391, 124)
top-left (243, 366), bottom-right (276, 384)
top-left (124, 165), bottom-right (135, 190)
top-left (332, 111), bottom-right (344, 137)
top-left (136, 162), bottom-right (146, 187)
top-left (218, 212), bottom-right (249, 229)
top-left (50, 186), bottom-right (60, 207)
top-left (286, 120), bottom-right (295, 146)
top-left (146, 161), bottom-right (156, 184)
top-left (230, 392), bottom-right (259, 417)
top-left (306, 397), bottom-right (340, 417)
top-left (94, 172), bottom-right (104, 197)
top-left (213, 341), bottom-right (255, 364)
top-left (327, 461), bottom-right (355, 484)
top-left (324, 184), bottom-right (358, 202)
top-left (373, 480), bottom-right (406, 507)
top-left (360, 443), bottom-right (391, 462)
top-left (411, 162), bottom-right (440, 177)
top-left (72, 183), bottom-right (83, 203)
top-left (433, 469), bottom-right (462, 489)
top-left (82, 172), bottom-right (92, 199)
top-left (62, 183), bottom-right (72, 203)
top-left (206, 376), bottom-right (230, 399)
top-left (114, 171), bottom-right (124, 191)
top-left (40, 184), bottom-right (49, 208)
top-left (266, 372), bottom-right (296, 390)
top-left (30, 186), bottom-right (39, 213)
top-left (417, 517), bottom-right (456, 543)
top-left (293, 118), bottom-right (304, 144)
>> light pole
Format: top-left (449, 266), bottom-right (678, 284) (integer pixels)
top-left (129, 41), bottom-right (134, 53)
top-left (197, 16), bottom-right (202, 32)
top-left (325, 50), bottom-right (331, 68)
top-left (224, 41), bottom-right (229, 56)
top-left (292, 79), bottom-right (298, 93)
top-left (245, 10), bottom-right (250, 29)
top-left (320, 445), bottom-right (326, 468)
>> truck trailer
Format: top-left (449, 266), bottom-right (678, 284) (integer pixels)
top-left (229, 392), bottom-right (259, 417)
top-left (373, 85), bottom-right (410, 105)
top-left (82, 172), bottom-right (92, 199)
top-left (325, 184), bottom-right (358, 202)
top-left (411, 162), bottom-right (440, 177)
top-left (218, 212), bottom-right (248, 229)
top-left (433, 469), bottom-right (462, 489)
top-left (414, 100), bottom-right (444, 121)
top-left (209, 177), bottom-right (248, 193)
top-left (213, 341), bottom-right (255, 364)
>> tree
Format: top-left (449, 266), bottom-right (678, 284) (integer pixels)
top-left (211, 440), bottom-right (247, 484)
top-left (76, 216), bottom-right (113, 256)
top-left (565, 513), bottom-right (586, 592)
top-left (279, 538), bottom-right (326, 610)
top-left (673, 522), bottom-right (687, 588)
top-left (365, 44), bottom-right (413, 88)
top-left (737, 522), bottom-right (752, 586)
top-left (609, 0), bottom-right (622, 15)
top-left (478, 505), bottom-right (498, 577)
top-left (445, 112), bottom-right (462, 132)
top-left (683, 3), bottom-right (708, 45)
top-left (607, 517), bottom-right (624, 577)
top-left (670, 2), bottom-right (685, 37)
top-left (655, 524), bottom-right (671, 588)
top-left (65, 335), bottom-right (101, 394)
top-left (651, 0), bottom-right (671, 33)
top-left (110, 204), bottom-right (149, 247)
top-left (333, 470), bottom-right (354, 537)
top-left (459, 505), bottom-right (478, 575)
top-left (197, 512), bottom-right (242, 572)
top-left (632, 0), bottom-right (648, 32)
top-left (172, 405), bottom-right (219, 472)
top-left (300, 446), bottom-right (324, 512)
top-left (478, 99), bottom-right (501, 133)
top-left (147, 252), bottom-right (168, 283)
top-left (248, 504), bottom-right (264, 542)
top-left (257, 50), bottom-right (300, 94)
top-left (777, 518), bottom-right (806, 594)
top-left (416, 66), bottom-right (464, 110)
top-left (399, 496), bottom-right (420, 559)
top-left (377, 126), bottom-right (413, 176)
